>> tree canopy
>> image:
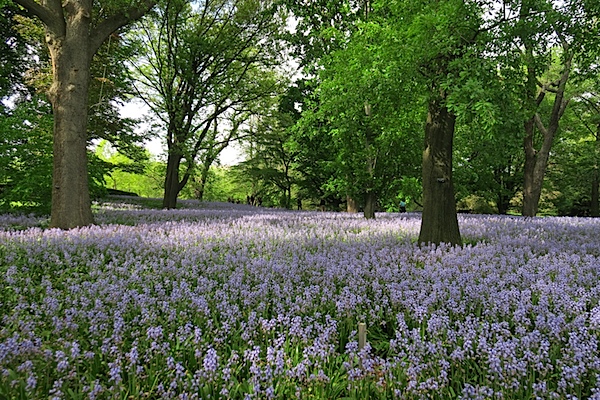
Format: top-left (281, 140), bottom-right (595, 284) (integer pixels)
top-left (2, 0), bottom-right (599, 241)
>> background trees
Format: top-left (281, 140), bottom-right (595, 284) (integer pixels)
top-left (2, 0), bottom-right (600, 241)
top-left (131, 0), bottom-right (284, 209)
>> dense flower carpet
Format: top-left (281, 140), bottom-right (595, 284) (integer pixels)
top-left (1, 200), bottom-right (599, 399)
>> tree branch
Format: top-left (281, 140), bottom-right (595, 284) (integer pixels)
top-left (533, 113), bottom-right (548, 137)
top-left (89, 0), bottom-right (157, 55)
top-left (13, 0), bottom-right (65, 35)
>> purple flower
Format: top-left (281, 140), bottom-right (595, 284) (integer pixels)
top-left (203, 348), bottom-right (219, 374)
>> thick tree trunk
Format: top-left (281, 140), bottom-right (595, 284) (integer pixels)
top-left (14, 0), bottom-right (157, 229)
top-left (347, 195), bottom-right (358, 213)
top-left (363, 191), bottom-right (376, 219)
top-left (47, 27), bottom-right (94, 228)
top-left (418, 95), bottom-right (461, 246)
top-left (163, 151), bottom-right (183, 209)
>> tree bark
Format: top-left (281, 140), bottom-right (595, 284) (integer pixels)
top-left (592, 123), bottom-right (600, 217)
top-left (347, 195), bottom-right (358, 213)
top-left (363, 191), bottom-right (376, 219)
top-left (521, 70), bottom-right (571, 217)
top-left (163, 151), bottom-right (183, 209)
top-left (418, 94), bottom-right (461, 246)
top-left (496, 193), bottom-right (509, 215)
top-left (195, 163), bottom-right (211, 201)
top-left (522, 118), bottom-right (542, 217)
top-left (14, 0), bottom-right (157, 229)
top-left (47, 32), bottom-right (94, 228)
top-left (519, 2), bottom-right (572, 217)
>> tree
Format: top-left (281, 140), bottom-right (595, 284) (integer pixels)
top-left (236, 90), bottom-right (300, 208)
top-left (11, 0), bottom-right (157, 228)
top-left (285, 81), bottom-right (345, 210)
top-left (381, 0), bottom-right (495, 246)
top-left (453, 66), bottom-right (525, 215)
top-left (0, 94), bottom-right (112, 212)
top-left (502, 0), bottom-right (600, 216)
top-left (316, 22), bottom-right (423, 219)
top-left (192, 108), bottom-right (248, 201)
top-left (547, 85), bottom-right (600, 216)
top-left (132, 0), bottom-right (283, 209)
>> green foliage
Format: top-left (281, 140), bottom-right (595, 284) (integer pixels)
top-left (0, 96), bottom-right (116, 213)
top-left (96, 141), bottom-right (164, 198)
top-left (0, 4), bottom-right (27, 97)
top-left (89, 35), bottom-right (150, 161)
top-left (545, 84), bottom-right (600, 216)
top-left (279, 0), bottom-right (364, 71)
top-left (131, 0), bottom-right (284, 207)
top-left (0, 97), bottom-right (53, 213)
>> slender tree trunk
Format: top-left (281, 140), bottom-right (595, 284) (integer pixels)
top-left (592, 124), bottom-right (600, 217)
top-left (522, 103), bottom-right (570, 216)
top-left (418, 94), bottom-right (461, 246)
top-left (363, 191), bottom-right (376, 219)
top-left (47, 26), bottom-right (94, 228)
top-left (347, 195), bottom-right (358, 213)
top-left (363, 102), bottom-right (377, 219)
top-left (522, 118), bottom-right (541, 216)
top-left (195, 162), bottom-right (211, 201)
top-left (497, 193), bottom-right (509, 215)
top-left (163, 151), bottom-right (182, 209)
top-left (519, 16), bottom-right (572, 216)
top-left (495, 169), bottom-right (509, 214)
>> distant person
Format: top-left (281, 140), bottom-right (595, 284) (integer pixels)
top-left (399, 200), bottom-right (407, 213)
top-left (297, 197), bottom-right (302, 210)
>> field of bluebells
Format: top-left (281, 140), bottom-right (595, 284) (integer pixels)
top-left (1, 198), bottom-right (600, 399)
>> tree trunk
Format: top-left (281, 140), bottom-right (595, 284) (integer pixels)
top-left (195, 162), bottom-right (211, 201)
top-left (47, 25), bottom-right (93, 228)
top-left (522, 118), bottom-right (542, 217)
top-left (592, 124), bottom-right (600, 217)
top-left (592, 170), bottom-right (599, 217)
top-left (347, 195), bottom-right (358, 213)
top-left (497, 192), bottom-right (509, 215)
top-left (520, 31), bottom-right (571, 216)
top-left (418, 95), bottom-right (461, 246)
top-left (14, 0), bottom-right (157, 228)
top-left (363, 191), bottom-right (376, 219)
top-left (163, 151), bottom-right (182, 209)
top-left (522, 110), bottom-right (569, 216)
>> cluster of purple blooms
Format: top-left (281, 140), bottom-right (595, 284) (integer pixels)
top-left (1, 200), bottom-right (600, 399)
